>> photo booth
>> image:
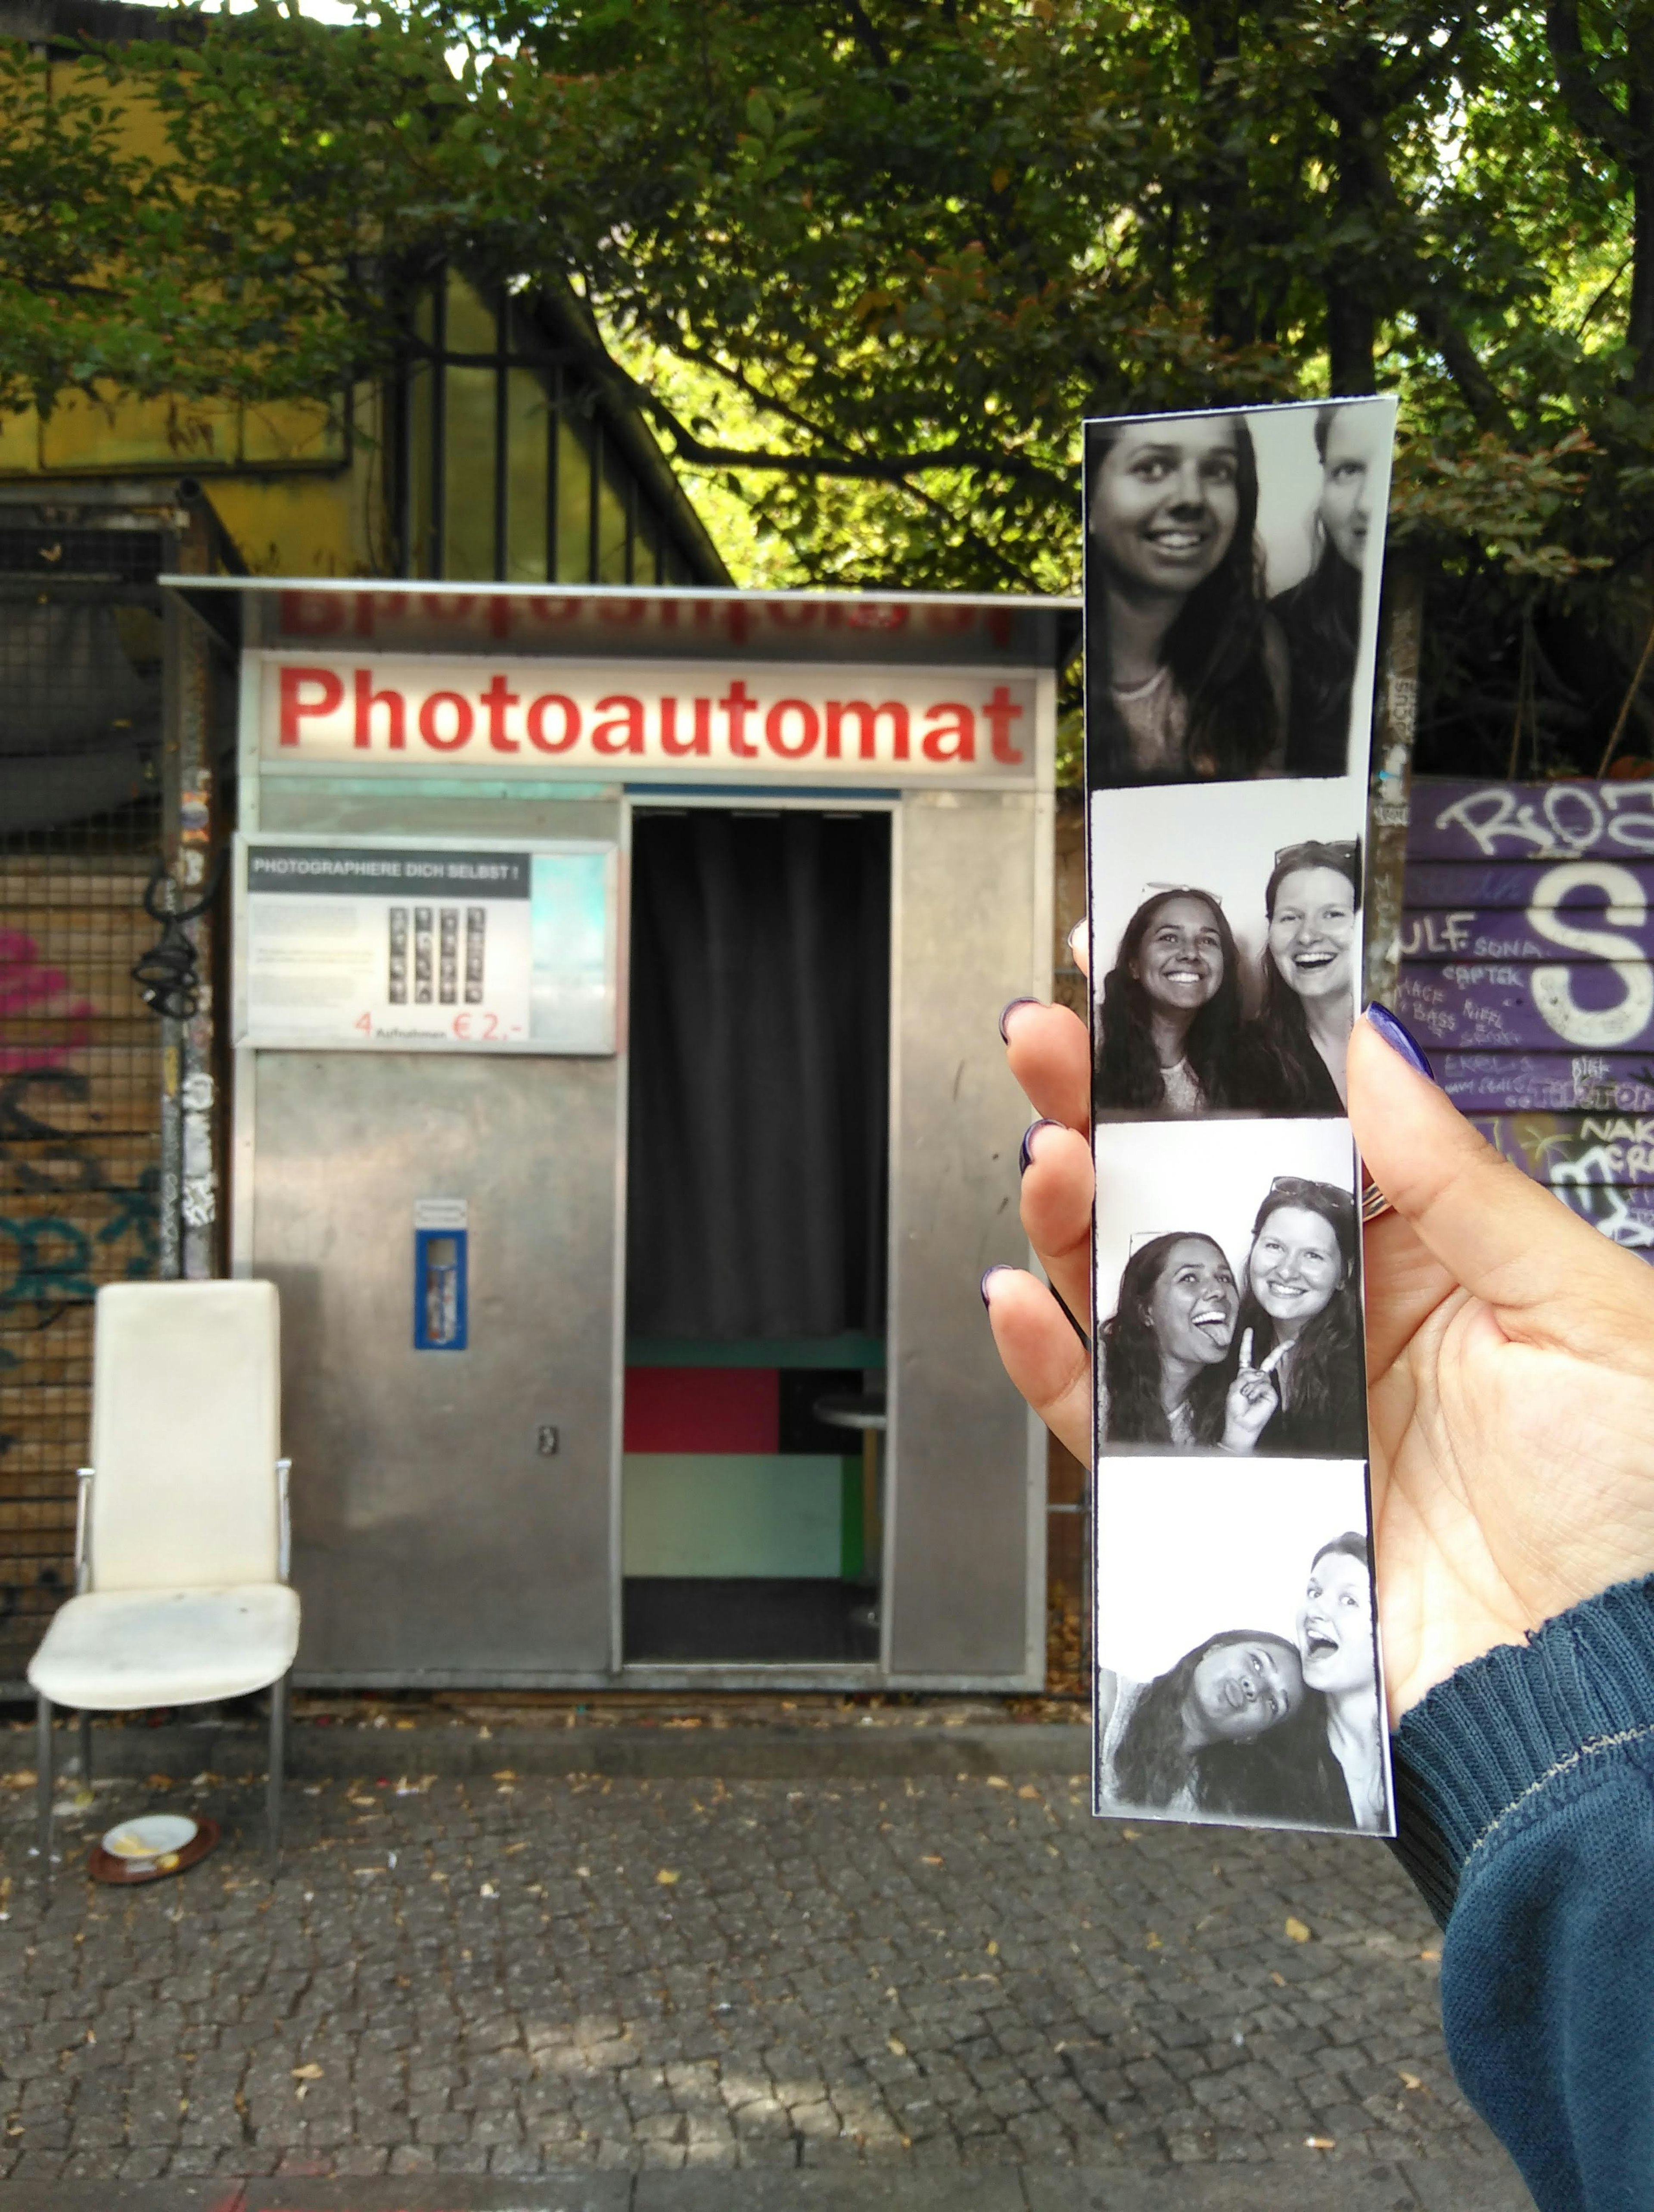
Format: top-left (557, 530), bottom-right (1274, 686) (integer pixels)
top-left (164, 578), bottom-right (1070, 1691)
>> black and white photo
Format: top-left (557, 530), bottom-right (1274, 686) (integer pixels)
top-left (1092, 1119), bottom-right (1363, 1457)
top-left (1089, 781), bottom-right (1361, 1120)
top-left (1084, 398), bottom-right (1395, 790)
top-left (1094, 1460), bottom-right (1390, 1835)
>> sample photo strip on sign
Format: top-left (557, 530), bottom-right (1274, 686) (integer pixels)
top-left (1083, 394), bottom-right (1398, 1838)
top-left (234, 836), bottom-right (619, 1054)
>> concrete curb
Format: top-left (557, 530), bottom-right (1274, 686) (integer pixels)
top-left (0, 2156), bottom-right (1536, 2210)
top-left (12, 1719), bottom-right (1093, 1785)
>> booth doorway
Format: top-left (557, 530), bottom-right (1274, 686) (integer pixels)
top-left (622, 805), bottom-right (891, 1666)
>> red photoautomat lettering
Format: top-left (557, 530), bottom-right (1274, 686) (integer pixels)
top-left (765, 700), bottom-right (819, 759)
top-left (660, 698), bottom-right (712, 757)
top-left (480, 675), bottom-right (520, 753)
top-left (985, 685), bottom-right (1025, 763)
top-left (353, 669), bottom-right (406, 751)
top-left (278, 665), bottom-right (344, 746)
top-left (526, 695), bottom-right (581, 753)
top-left (825, 700), bottom-right (909, 761)
top-left (721, 681), bottom-right (759, 757)
top-left (922, 703), bottom-right (975, 762)
top-left (418, 692), bottom-right (474, 751)
top-left (592, 695), bottom-right (645, 754)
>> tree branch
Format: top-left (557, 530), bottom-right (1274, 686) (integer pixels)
top-left (1545, 0), bottom-right (1641, 166)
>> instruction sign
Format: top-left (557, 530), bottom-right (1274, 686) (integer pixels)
top-left (234, 835), bottom-right (617, 1054)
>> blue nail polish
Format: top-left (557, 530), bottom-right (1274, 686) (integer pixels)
top-left (1365, 1002), bottom-right (1435, 1081)
top-left (980, 1265), bottom-right (1011, 1309)
top-left (1019, 1118), bottom-right (1061, 1175)
top-left (998, 997), bottom-right (1039, 1045)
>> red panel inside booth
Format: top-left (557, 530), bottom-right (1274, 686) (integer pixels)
top-left (622, 1367), bottom-right (780, 1455)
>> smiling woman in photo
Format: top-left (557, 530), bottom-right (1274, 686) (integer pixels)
top-left (1216, 1178), bottom-right (1365, 1458)
top-left (1241, 839), bottom-right (1360, 1111)
top-left (1295, 1533), bottom-right (1389, 1832)
top-left (1085, 414), bottom-right (1288, 785)
top-left (1094, 889), bottom-right (1245, 1116)
top-left (1099, 1232), bottom-right (1238, 1448)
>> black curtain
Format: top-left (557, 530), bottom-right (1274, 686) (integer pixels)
top-left (626, 811), bottom-right (890, 1340)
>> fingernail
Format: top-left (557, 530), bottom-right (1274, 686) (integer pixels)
top-left (1066, 920), bottom-right (1087, 955)
top-left (980, 1265), bottom-right (1012, 1309)
top-left (999, 997), bottom-right (1040, 1045)
top-left (1019, 1118), bottom-right (1062, 1175)
top-left (1364, 1003), bottom-right (1435, 1081)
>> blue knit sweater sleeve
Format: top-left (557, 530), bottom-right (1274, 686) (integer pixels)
top-left (1390, 1575), bottom-right (1654, 2212)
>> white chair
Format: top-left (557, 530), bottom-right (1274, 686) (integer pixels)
top-left (28, 1280), bottom-right (299, 1879)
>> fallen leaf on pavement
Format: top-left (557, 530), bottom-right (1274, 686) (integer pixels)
top-left (292, 2065), bottom-right (323, 2081)
top-left (656, 1869), bottom-right (680, 1885)
top-left (1284, 1916), bottom-right (1311, 1943)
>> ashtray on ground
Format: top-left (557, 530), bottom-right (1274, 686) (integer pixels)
top-left (90, 1813), bottom-right (219, 1885)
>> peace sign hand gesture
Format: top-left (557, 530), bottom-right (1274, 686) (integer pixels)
top-left (1221, 1329), bottom-right (1287, 1453)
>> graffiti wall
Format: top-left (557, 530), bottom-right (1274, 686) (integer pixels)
top-left (0, 856), bottom-right (159, 1681)
top-left (1396, 777), bottom-right (1654, 1252)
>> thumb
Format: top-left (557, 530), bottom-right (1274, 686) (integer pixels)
top-left (1349, 1013), bottom-right (1654, 1361)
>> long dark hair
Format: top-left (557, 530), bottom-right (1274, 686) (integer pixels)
top-left (1114, 1629), bottom-right (1303, 1813)
top-left (1095, 890), bottom-right (1244, 1112)
top-left (1086, 412), bottom-right (1280, 783)
top-left (1229, 1178), bottom-right (1365, 1457)
top-left (1244, 840), bottom-right (1361, 1112)
top-left (1100, 1233), bottom-right (1232, 1446)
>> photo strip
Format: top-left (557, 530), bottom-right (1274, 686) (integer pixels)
top-left (1084, 395), bottom-right (1398, 1838)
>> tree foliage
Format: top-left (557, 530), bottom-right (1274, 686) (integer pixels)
top-left (1, 0), bottom-right (1651, 769)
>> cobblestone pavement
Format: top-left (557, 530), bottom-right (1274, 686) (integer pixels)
top-left (0, 1763), bottom-right (1529, 2202)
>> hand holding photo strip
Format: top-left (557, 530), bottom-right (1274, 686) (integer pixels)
top-left (1084, 395), bottom-right (1397, 1838)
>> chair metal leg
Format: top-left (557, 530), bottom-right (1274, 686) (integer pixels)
top-left (35, 1696), bottom-right (53, 1877)
top-left (78, 1710), bottom-right (92, 1787)
top-left (267, 1670), bottom-right (289, 1881)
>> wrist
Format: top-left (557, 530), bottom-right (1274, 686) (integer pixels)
top-left (1391, 1573), bottom-right (1654, 1928)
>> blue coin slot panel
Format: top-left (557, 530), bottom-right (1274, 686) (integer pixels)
top-left (414, 1228), bottom-right (468, 1351)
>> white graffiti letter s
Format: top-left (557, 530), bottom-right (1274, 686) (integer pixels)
top-left (1529, 861), bottom-right (1654, 1048)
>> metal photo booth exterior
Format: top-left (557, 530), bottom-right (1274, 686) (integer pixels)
top-left (169, 579), bottom-right (1069, 1693)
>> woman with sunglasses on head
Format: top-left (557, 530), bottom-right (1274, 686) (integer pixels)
top-left (1240, 840), bottom-right (1359, 1113)
top-left (1217, 1179), bottom-right (1365, 1459)
top-left (1085, 414), bottom-right (1289, 786)
top-left (1094, 888), bottom-right (1244, 1117)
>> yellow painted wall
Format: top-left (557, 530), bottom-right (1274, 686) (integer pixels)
top-left (1, 55), bottom-right (381, 576)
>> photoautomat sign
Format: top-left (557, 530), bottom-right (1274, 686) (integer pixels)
top-left (252, 651), bottom-right (1040, 785)
top-left (233, 835), bottom-right (618, 1054)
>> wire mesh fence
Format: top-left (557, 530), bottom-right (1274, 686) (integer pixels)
top-left (0, 567), bottom-right (166, 1691)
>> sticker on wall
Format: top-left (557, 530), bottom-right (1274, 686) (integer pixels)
top-left (233, 834), bottom-right (618, 1054)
